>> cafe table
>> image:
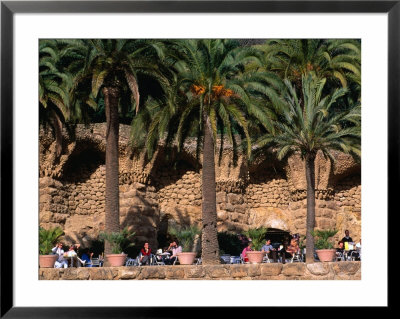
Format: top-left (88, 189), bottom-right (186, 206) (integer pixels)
top-left (156, 252), bottom-right (171, 263)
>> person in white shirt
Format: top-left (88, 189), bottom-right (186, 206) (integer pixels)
top-left (66, 244), bottom-right (86, 267)
top-left (165, 241), bottom-right (182, 265)
top-left (52, 242), bottom-right (68, 268)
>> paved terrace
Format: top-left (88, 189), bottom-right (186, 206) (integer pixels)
top-left (40, 261), bottom-right (361, 280)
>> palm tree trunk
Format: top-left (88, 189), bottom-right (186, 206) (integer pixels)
top-left (201, 115), bottom-right (220, 265)
top-left (305, 153), bottom-right (316, 263)
top-left (49, 108), bottom-right (63, 158)
top-left (103, 86), bottom-right (120, 255)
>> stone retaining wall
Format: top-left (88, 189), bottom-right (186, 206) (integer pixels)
top-left (245, 176), bottom-right (290, 209)
top-left (39, 262), bottom-right (361, 280)
top-left (39, 123), bottom-right (362, 248)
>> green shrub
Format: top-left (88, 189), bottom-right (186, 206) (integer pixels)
top-left (39, 227), bottom-right (64, 255)
top-left (217, 232), bottom-right (242, 255)
top-left (99, 227), bottom-right (135, 254)
top-left (244, 227), bottom-right (268, 251)
top-left (311, 229), bottom-right (338, 249)
top-left (168, 225), bottom-right (201, 252)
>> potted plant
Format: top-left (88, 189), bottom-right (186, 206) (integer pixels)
top-left (244, 227), bottom-right (268, 264)
top-left (99, 227), bottom-right (135, 267)
top-left (312, 229), bottom-right (338, 262)
top-left (168, 225), bottom-right (201, 265)
top-left (39, 227), bottom-right (64, 268)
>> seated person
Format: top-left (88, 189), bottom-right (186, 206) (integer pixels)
top-left (336, 241), bottom-right (344, 253)
top-left (80, 248), bottom-right (93, 267)
top-left (140, 242), bottom-right (152, 266)
top-left (52, 242), bottom-right (68, 268)
top-left (336, 241), bottom-right (345, 260)
top-left (341, 230), bottom-right (353, 243)
top-left (286, 238), bottom-right (300, 256)
top-left (278, 239), bottom-right (296, 264)
top-left (65, 244), bottom-right (86, 267)
top-left (261, 239), bottom-right (277, 262)
top-left (241, 240), bottom-right (253, 263)
top-left (164, 241), bottom-right (182, 265)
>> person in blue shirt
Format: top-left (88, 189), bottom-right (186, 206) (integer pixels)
top-left (261, 238), bottom-right (274, 253)
top-left (261, 239), bottom-right (277, 262)
top-left (80, 248), bottom-right (93, 267)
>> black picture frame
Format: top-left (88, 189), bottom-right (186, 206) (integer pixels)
top-left (0, 0), bottom-right (394, 317)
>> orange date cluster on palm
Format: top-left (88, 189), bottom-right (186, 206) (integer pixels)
top-left (191, 84), bottom-right (234, 99)
top-left (191, 84), bottom-right (206, 95)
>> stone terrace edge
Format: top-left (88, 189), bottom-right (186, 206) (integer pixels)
top-left (39, 262), bottom-right (361, 280)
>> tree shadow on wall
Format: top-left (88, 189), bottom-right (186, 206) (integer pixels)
top-left (120, 193), bottom-right (160, 258)
top-left (62, 231), bottom-right (104, 258)
top-left (248, 151), bottom-right (287, 185)
top-left (157, 207), bottom-right (196, 248)
top-left (148, 146), bottom-right (201, 191)
top-left (329, 172), bottom-right (361, 193)
top-left (61, 140), bottom-right (105, 183)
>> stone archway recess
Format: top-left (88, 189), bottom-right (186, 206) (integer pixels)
top-left (247, 207), bottom-right (291, 233)
top-left (265, 228), bottom-right (291, 246)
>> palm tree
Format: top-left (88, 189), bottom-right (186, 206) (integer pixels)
top-left (61, 39), bottom-right (165, 254)
top-left (132, 39), bottom-right (270, 264)
top-left (257, 73), bottom-right (361, 263)
top-left (39, 40), bottom-right (72, 158)
top-left (259, 39), bottom-right (361, 90)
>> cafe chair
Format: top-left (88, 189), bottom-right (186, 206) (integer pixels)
top-left (136, 253), bottom-right (145, 266)
top-left (356, 248), bottom-right (361, 261)
top-left (89, 258), bottom-right (102, 267)
top-left (240, 254), bottom-right (249, 264)
top-left (262, 253), bottom-right (271, 263)
top-left (220, 254), bottom-right (231, 264)
top-left (290, 252), bottom-right (303, 263)
top-left (336, 251), bottom-right (345, 261)
top-left (140, 253), bottom-right (154, 266)
top-left (125, 257), bottom-right (138, 266)
top-left (135, 253), bottom-right (156, 266)
top-left (152, 254), bottom-right (165, 266)
top-left (349, 250), bottom-right (360, 261)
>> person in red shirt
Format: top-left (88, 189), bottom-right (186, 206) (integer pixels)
top-left (241, 241), bottom-right (253, 263)
top-left (140, 242), bottom-right (152, 265)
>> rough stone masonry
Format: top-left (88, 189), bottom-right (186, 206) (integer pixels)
top-left (39, 262), bottom-right (361, 280)
top-left (39, 123), bottom-right (361, 249)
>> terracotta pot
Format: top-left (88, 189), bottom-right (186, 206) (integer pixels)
top-left (316, 249), bottom-right (337, 262)
top-left (177, 252), bottom-right (197, 265)
top-left (246, 251), bottom-right (266, 264)
top-left (39, 255), bottom-right (58, 268)
top-left (106, 254), bottom-right (127, 267)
